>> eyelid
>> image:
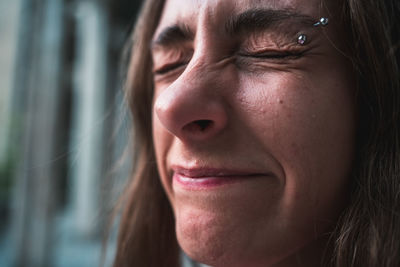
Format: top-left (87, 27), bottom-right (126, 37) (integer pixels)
top-left (242, 27), bottom-right (312, 51)
top-left (153, 61), bottom-right (188, 75)
top-left (152, 47), bottom-right (193, 76)
top-left (237, 48), bottom-right (305, 59)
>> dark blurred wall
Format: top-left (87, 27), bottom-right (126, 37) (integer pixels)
top-left (0, 0), bottom-right (143, 266)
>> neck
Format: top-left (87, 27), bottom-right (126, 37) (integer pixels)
top-left (271, 235), bottom-right (333, 267)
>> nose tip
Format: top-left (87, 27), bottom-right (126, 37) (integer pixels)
top-left (154, 88), bottom-right (228, 142)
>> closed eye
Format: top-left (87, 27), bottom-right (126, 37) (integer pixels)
top-left (154, 61), bottom-right (188, 75)
top-left (237, 50), bottom-right (304, 60)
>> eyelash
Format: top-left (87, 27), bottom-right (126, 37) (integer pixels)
top-left (237, 50), bottom-right (304, 60)
top-left (154, 61), bottom-right (188, 75)
top-left (153, 50), bottom-right (304, 76)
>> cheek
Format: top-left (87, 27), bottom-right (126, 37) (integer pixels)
top-left (238, 70), bottom-right (355, 220)
top-left (152, 108), bottom-right (175, 202)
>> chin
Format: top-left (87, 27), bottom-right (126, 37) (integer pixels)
top-left (174, 205), bottom-right (285, 267)
top-left (175, 205), bottom-right (237, 266)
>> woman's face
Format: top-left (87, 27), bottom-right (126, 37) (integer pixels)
top-left (151, 0), bottom-right (355, 266)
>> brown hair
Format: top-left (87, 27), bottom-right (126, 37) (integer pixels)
top-left (112, 1), bottom-right (179, 266)
top-left (113, 0), bottom-right (400, 266)
top-left (333, 0), bottom-right (400, 266)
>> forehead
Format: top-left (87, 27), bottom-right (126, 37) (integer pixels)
top-left (155, 0), bottom-right (329, 36)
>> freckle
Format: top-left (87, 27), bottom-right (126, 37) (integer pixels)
top-left (278, 99), bottom-right (283, 104)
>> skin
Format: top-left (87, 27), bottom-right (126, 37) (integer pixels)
top-left (151, 0), bottom-right (356, 266)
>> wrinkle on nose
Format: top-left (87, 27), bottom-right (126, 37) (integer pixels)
top-left (154, 69), bottom-right (228, 142)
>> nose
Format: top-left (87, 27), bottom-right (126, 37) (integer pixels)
top-left (154, 62), bottom-right (229, 142)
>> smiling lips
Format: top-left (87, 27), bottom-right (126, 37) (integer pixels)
top-left (172, 166), bottom-right (272, 189)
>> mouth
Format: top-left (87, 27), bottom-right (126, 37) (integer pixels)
top-left (172, 166), bottom-right (273, 189)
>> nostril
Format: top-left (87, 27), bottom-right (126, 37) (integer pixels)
top-left (183, 120), bottom-right (213, 133)
top-left (196, 120), bottom-right (213, 131)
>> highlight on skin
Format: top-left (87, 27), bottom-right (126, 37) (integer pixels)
top-left (151, 0), bottom-right (355, 266)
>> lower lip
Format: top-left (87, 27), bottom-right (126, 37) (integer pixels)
top-left (173, 172), bottom-right (262, 189)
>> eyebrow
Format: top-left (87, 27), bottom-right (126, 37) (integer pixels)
top-left (151, 23), bottom-right (194, 49)
top-left (225, 8), bottom-right (316, 35)
top-left (151, 8), bottom-right (316, 50)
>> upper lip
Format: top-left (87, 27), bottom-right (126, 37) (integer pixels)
top-left (171, 165), bottom-right (272, 178)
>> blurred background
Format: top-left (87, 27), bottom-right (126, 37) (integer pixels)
top-left (0, 0), bottom-right (144, 266)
